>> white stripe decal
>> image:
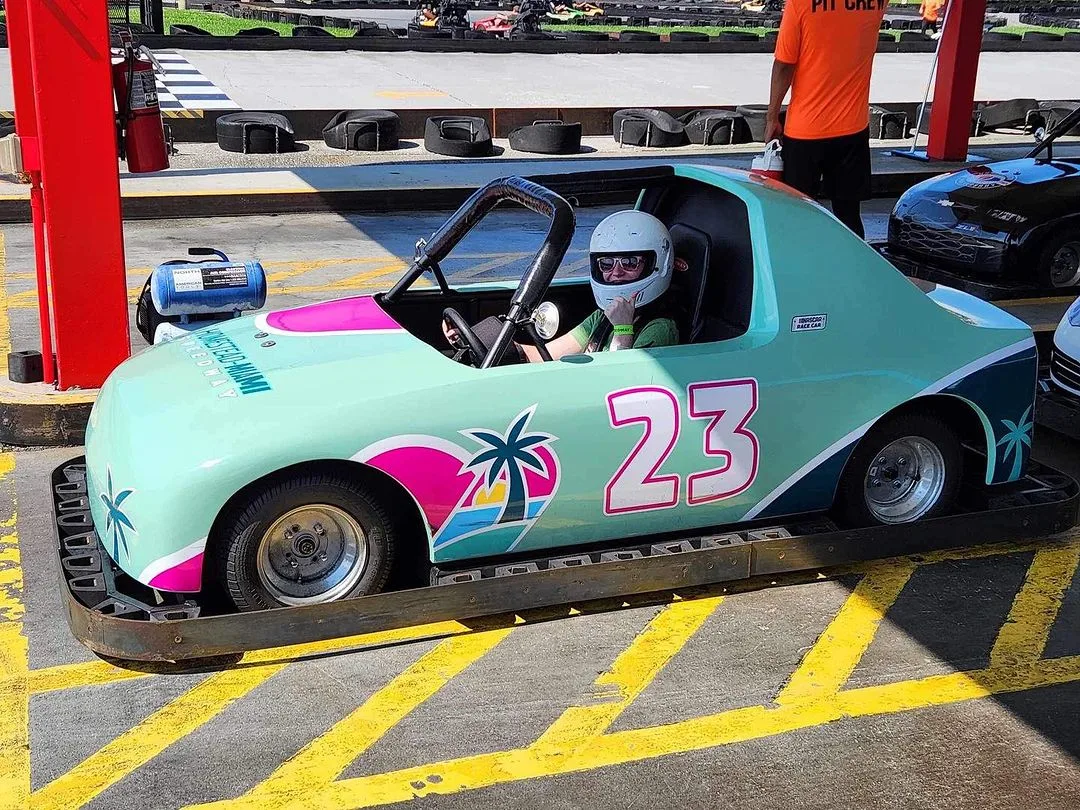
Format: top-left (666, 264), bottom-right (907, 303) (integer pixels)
top-left (741, 337), bottom-right (1036, 521)
top-left (138, 536), bottom-right (208, 584)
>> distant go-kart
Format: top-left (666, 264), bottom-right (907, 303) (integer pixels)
top-left (69, 166), bottom-right (1045, 619)
top-left (882, 105), bottom-right (1080, 298)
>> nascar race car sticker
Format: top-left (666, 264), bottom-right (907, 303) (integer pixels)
top-left (355, 406), bottom-right (561, 557)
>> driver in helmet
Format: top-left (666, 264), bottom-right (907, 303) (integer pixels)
top-left (443, 209), bottom-right (681, 362)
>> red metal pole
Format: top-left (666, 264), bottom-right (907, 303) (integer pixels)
top-left (24, 0), bottom-right (131, 389)
top-left (927, 0), bottom-right (988, 161)
top-left (29, 182), bottom-right (55, 384)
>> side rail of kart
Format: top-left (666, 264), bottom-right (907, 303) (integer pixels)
top-left (53, 456), bottom-right (1079, 663)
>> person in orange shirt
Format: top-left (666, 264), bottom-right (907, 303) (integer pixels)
top-left (920, 0), bottom-right (946, 36)
top-left (765, 0), bottom-right (891, 239)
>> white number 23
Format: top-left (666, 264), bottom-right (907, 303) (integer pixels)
top-left (604, 379), bottom-right (759, 515)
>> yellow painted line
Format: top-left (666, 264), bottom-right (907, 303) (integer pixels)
top-left (30, 620), bottom-right (478, 810)
top-left (280, 261), bottom-right (408, 297)
top-left (27, 619), bottom-right (474, 695)
top-left (192, 629), bottom-right (513, 810)
top-left (533, 596), bottom-right (722, 751)
top-left (0, 453), bottom-right (28, 810)
top-left (988, 544), bottom-right (1080, 669)
top-left (306, 654), bottom-right (1080, 809)
top-left (775, 561), bottom-right (916, 706)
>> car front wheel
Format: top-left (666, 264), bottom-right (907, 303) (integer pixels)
top-left (1039, 229), bottom-right (1080, 289)
top-left (211, 472), bottom-right (395, 612)
top-left (834, 411), bottom-right (962, 528)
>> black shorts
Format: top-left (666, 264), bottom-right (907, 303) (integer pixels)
top-left (782, 127), bottom-right (872, 202)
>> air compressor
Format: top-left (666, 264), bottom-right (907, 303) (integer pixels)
top-left (136, 249), bottom-right (267, 345)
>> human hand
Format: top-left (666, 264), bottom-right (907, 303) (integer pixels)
top-left (764, 114), bottom-right (783, 144)
top-left (442, 318), bottom-right (461, 346)
top-left (604, 295), bottom-right (636, 328)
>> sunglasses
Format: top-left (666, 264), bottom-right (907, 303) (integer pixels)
top-left (596, 255), bottom-right (647, 273)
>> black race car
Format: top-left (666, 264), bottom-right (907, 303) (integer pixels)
top-left (884, 105), bottom-right (1080, 296)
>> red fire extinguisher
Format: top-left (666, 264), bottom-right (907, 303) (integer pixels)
top-left (111, 44), bottom-right (170, 173)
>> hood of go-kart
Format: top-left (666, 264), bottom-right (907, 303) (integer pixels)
top-left (83, 295), bottom-right (458, 588)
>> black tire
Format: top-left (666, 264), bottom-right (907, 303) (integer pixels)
top-left (323, 109), bottom-right (400, 151)
top-left (984, 30), bottom-right (1022, 41)
top-left (170, 24), bottom-right (212, 36)
top-left (976, 98), bottom-right (1037, 130)
top-left (1066, 31), bottom-right (1080, 40)
top-left (1024, 30), bottom-right (1063, 41)
top-left (612, 108), bottom-right (688, 147)
top-left (235, 26), bottom-right (281, 37)
top-left (869, 106), bottom-right (908, 140)
top-left (670, 31), bottom-right (710, 42)
top-left (677, 108), bottom-right (738, 145)
top-left (210, 472), bottom-right (396, 612)
top-left (834, 411), bottom-right (962, 528)
top-left (216, 112), bottom-right (296, 154)
top-left (878, 31), bottom-right (894, 41)
top-left (718, 31), bottom-right (759, 41)
top-left (619, 30), bottom-right (661, 41)
top-left (424, 115), bottom-right (494, 157)
top-left (563, 31), bottom-right (610, 41)
top-left (508, 121), bottom-right (582, 154)
top-left (407, 24), bottom-right (451, 38)
top-left (293, 25), bottom-right (334, 37)
top-left (898, 31), bottom-right (930, 41)
top-left (1038, 229), bottom-right (1080, 289)
top-left (735, 103), bottom-right (779, 142)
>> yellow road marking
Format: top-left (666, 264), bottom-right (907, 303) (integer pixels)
top-left (191, 629), bottom-right (513, 810)
top-left (27, 619), bottom-right (474, 695)
top-left (0, 453), bottom-right (28, 810)
top-left (775, 562), bottom-right (917, 705)
top-left (30, 621), bottom-right (479, 810)
top-left (534, 597), bottom-right (723, 750)
top-left (280, 261), bottom-right (408, 296)
top-left (989, 544), bottom-right (1080, 669)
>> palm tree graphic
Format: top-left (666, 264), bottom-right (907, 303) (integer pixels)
top-left (465, 407), bottom-right (555, 525)
top-left (100, 467), bottom-right (136, 560)
top-left (997, 405), bottom-right (1033, 480)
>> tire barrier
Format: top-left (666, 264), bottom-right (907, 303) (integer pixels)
top-left (1024, 30), bottom-right (1065, 41)
top-left (677, 109), bottom-right (753, 145)
top-left (612, 108), bottom-right (688, 147)
top-left (293, 25), bottom-right (337, 37)
top-left (1041, 102), bottom-right (1080, 134)
top-left (869, 106), bottom-right (908, 140)
top-left (216, 112), bottom-right (297, 154)
top-left (735, 104), bottom-right (775, 143)
top-left (322, 110), bottom-right (401, 151)
top-left (563, 31), bottom-right (611, 40)
top-left (916, 105), bottom-right (984, 136)
top-left (984, 31), bottom-right (1022, 40)
top-left (170, 24), bottom-right (212, 36)
top-left (619, 30), bottom-right (662, 41)
top-left (718, 31), bottom-right (760, 41)
top-left (424, 115), bottom-right (495, 157)
top-left (407, 24), bottom-right (453, 38)
top-left (508, 120), bottom-right (583, 154)
top-left (898, 31), bottom-right (931, 41)
top-left (977, 98), bottom-right (1038, 130)
top-left (669, 31), bottom-right (710, 42)
top-left (234, 27), bottom-right (280, 37)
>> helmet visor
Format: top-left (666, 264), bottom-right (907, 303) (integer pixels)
top-left (590, 251), bottom-right (657, 285)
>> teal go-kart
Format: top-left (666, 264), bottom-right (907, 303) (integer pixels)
top-left (54, 166), bottom-right (1077, 660)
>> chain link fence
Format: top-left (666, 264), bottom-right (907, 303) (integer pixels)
top-left (107, 0), bottom-right (164, 35)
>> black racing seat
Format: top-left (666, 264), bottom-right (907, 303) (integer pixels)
top-left (668, 223), bottom-right (712, 343)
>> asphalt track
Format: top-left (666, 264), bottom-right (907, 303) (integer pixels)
top-left (0, 206), bottom-right (1079, 807)
top-left (0, 50), bottom-right (1078, 110)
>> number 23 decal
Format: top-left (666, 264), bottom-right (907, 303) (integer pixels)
top-left (604, 379), bottom-right (759, 515)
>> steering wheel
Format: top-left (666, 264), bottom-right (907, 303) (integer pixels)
top-left (442, 307), bottom-right (489, 367)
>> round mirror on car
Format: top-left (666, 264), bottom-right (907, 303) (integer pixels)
top-left (532, 301), bottom-right (560, 340)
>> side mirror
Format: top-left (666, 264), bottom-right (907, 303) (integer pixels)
top-left (532, 301), bottom-right (561, 340)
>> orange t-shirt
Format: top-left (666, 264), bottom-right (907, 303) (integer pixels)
top-left (921, 0), bottom-right (944, 21)
top-left (775, 0), bottom-right (890, 140)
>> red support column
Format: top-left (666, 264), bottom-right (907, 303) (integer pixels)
top-left (23, 0), bottom-right (131, 390)
top-left (927, 0), bottom-right (988, 161)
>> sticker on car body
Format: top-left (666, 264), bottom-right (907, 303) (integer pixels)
top-left (791, 314), bottom-right (827, 332)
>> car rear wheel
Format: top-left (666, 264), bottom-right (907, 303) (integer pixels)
top-left (211, 472), bottom-right (395, 612)
top-left (1040, 230), bottom-right (1080, 289)
top-left (834, 412), bottom-right (962, 527)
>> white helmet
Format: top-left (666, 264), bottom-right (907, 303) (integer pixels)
top-left (589, 210), bottom-right (674, 310)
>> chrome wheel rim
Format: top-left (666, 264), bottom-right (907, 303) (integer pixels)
top-left (863, 437), bottom-right (946, 524)
top-left (1049, 241), bottom-right (1080, 288)
top-left (256, 504), bottom-right (368, 605)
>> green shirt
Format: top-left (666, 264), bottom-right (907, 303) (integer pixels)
top-left (569, 310), bottom-right (679, 352)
